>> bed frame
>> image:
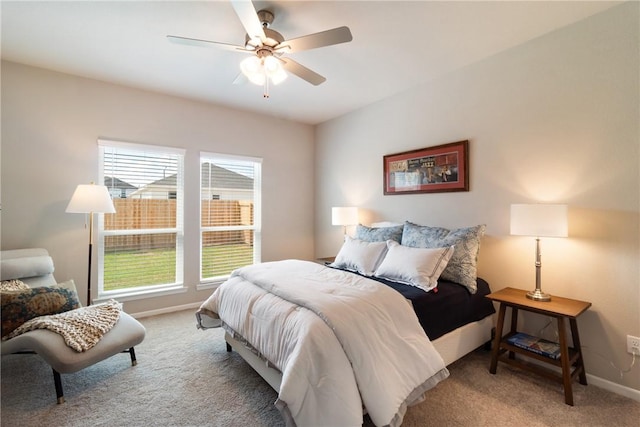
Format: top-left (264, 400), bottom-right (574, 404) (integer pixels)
top-left (224, 314), bottom-right (494, 393)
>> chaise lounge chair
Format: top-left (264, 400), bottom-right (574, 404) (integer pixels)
top-left (1, 248), bottom-right (146, 403)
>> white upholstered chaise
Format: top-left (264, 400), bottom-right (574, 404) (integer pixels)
top-left (1, 248), bottom-right (146, 403)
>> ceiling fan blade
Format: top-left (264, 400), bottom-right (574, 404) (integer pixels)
top-left (280, 58), bottom-right (326, 86)
top-left (277, 26), bottom-right (352, 53)
top-left (167, 35), bottom-right (248, 52)
top-left (232, 72), bottom-right (248, 85)
top-left (230, 0), bottom-right (266, 41)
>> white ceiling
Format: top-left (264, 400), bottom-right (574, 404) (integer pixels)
top-left (1, 1), bottom-right (621, 125)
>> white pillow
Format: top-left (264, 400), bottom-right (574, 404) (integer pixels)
top-left (330, 236), bottom-right (388, 276)
top-left (374, 241), bottom-right (454, 292)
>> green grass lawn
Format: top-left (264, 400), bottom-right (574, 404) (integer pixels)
top-left (104, 244), bottom-right (253, 291)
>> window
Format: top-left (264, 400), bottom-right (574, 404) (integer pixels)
top-left (200, 153), bottom-right (261, 283)
top-left (99, 140), bottom-right (185, 298)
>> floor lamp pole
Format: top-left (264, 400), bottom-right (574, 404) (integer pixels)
top-left (87, 212), bottom-right (94, 306)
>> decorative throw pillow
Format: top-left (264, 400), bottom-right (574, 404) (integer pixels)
top-left (1, 282), bottom-right (81, 338)
top-left (0, 279), bottom-right (30, 292)
top-left (401, 221), bottom-right (486, 293)
top-left (374, 241), bottom-right (454, 292)
top-left (330, 236), bottom-right (388, 276)
top-left (355, 224), bottom-right (404, 243)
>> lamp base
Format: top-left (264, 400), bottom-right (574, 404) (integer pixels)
top-left (526, 289), bottom-right (551, 302)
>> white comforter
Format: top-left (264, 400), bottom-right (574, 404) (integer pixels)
top-left (198, 260), bottom-right (449, 427)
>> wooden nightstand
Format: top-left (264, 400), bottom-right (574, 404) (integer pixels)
top-left (315, 256), bottom-right (335, 265)
top-left (486, 287), bottom-right (591, 406)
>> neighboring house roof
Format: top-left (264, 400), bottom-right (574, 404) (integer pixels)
top-left (104, 176), bottom-right (137, 190)
top-left (145, 164), bottom-right (253, 190)
top-left (202, 163), bottom-right (253, 190)
top-left (131, 163), bottom-right (253, 196)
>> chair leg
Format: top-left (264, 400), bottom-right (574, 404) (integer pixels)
top-left (52, 349), bottom-right (136, 404)
top-left (128, 347), bottom-right (137, 366)
top-left (52, 369), bottom-right (65, 404)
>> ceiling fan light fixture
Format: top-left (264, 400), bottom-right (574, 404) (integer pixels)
top-left (270, 68), bottom-right (288, 85)
top-left (240, 54), bottom-right (287, 87)
top-left (240, 56), bottom-right (265, 85)
top-left (264, 57), bottom-right (287, 85)
top-left (263, 56), bottom-right (281, 75)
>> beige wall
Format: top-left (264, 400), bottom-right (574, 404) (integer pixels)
top-left (1, 60), bottom-right (316, 314)
top-left (315, 3), bottom-right (639, 392)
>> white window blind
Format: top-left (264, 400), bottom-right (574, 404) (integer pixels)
top-left (99, 140), bottom-right (185, 296)
top-left (200, 152), bottom-right (261, 282)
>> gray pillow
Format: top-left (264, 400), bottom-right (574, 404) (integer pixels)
top-left (401, 221), bottom-right (486, 293)
top-left (355, 224), bottom-right (404, 243)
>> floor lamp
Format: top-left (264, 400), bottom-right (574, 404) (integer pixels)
top-left (66, 183), bottom-right (116, 306)
top-left (510, 204), bottom-right (568, 302)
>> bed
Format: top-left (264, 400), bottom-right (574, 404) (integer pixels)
top-left (196, 222), bottom-right (496, 427)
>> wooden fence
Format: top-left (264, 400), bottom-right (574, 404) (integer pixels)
top-left (104, 199), bottom-right (253, 250)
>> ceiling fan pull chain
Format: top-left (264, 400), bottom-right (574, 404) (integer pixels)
top-left (263, 68), bottom-right (270, 98)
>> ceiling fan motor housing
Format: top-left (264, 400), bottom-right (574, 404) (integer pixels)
top-left (257, 9), bottom-right (274, 27)
top-left (245, 27), bottom-right (284, 50)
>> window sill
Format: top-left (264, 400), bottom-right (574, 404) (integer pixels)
top-left (196, 280), bottom-right (226, 292)
top-left (95, 284), bottom-right (187, 304)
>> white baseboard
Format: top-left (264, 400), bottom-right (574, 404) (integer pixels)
top-left (526, 356), bottom-right (640, 402)
top-left (131, 302), bottom-right (202, 319)
top-left (587, 373), bottom-right (640, 402)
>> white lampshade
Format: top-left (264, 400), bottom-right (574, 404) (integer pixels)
top-left (269, 67), bottom-right (288, 85)
top-left (510, 204), bottom-right (568, 238)
top-left (332, 207), bottom-right (359, 226)
top-left (240, 55), bottom-right (287, 86)
top-left (66, 184), bottom-right (116, 214)
top-left (263, 56), bottom-right (287, 84)
top-left (240, 56), bottom-right (266, 85)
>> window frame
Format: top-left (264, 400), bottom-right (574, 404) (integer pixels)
top-left (199, 151), bottom-right (262, 286)
top-left (97, 139), bottom-right (186, 302)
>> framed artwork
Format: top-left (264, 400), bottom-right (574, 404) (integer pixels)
top-left (383, 140), bottom-right (469, 195)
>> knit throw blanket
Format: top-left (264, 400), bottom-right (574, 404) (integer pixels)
top-left (5, 299), bottom-right (121, 352)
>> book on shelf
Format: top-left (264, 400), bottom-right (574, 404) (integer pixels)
top-left (506, 332), bottom-right (562, 360)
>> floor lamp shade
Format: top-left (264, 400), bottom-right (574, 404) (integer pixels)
top-left (66, 183), bottom-right (116, 306)
top-left (510, 203), bottom-right (568, 302)
top-left (66, 184), bottom-right (116, 214)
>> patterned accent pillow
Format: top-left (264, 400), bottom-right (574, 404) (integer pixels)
top-left (1, 283), bottom-right (81, 338)
top-left (330, 236), bottom-right (388, 276)
top-left (0, 279), bottom-right (30, 291)
top-left (374, 241), bottom-right (454, 293)
top-left (355, 224), bottom-right (404, 243)
top-left (401, 221), bottom-right (486, 293)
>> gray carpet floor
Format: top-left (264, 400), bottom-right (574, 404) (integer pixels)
top-left (2, 309), bottom-right (639, 426)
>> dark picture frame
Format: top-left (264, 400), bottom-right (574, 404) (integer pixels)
top-left (383, 140), bottom-right (469, 195)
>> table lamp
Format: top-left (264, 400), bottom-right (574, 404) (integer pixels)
top-left (510, 204), bottom-right (568, 302)
top-left (331, 207), bottom-right (359, 237)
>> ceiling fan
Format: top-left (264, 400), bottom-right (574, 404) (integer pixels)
top-left (167, 0), bottom-right (353, 97)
